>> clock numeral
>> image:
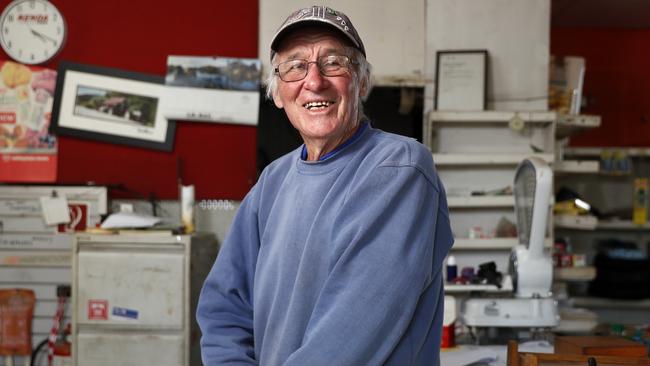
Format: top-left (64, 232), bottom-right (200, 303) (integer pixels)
top-left (3, 27), bottom-right (8, 35)
top-left (29, 0), bottom-right (36, 9)
top-left (7, 15), bottom-right (13, 22)
top-left (6, 40), bottom-right (11, 49)
top-left (30, 53), bottom-right (34, 61)
top-left (53, 13), bottom-right (58, 21)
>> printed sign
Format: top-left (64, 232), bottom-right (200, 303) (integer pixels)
top-left (88, 299), bottom-right (108, 320)
top-left (57, 204), bottom-right (88, 233)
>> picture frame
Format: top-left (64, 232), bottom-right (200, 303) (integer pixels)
top-left (50, 61), bottom-right (176, 152)
top-left (435, 50), bottom-right (488, 111)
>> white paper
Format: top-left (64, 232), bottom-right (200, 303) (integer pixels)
top-left (437, 52), bottom-right (486, 111)
top-left (161, 55), bottom-right (261, 125)
top-left (161, 87), bottom-right (259, 125)
top-left (100, 212), bottom-right (161, 229)
top-left (40, 196), bottom-right (70, 225)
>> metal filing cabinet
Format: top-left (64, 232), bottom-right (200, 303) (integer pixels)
top-left (71, 233), bottom-right (219, 366)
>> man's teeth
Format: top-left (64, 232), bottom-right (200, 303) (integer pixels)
top-left (304, 101), bottom-right (333, 109)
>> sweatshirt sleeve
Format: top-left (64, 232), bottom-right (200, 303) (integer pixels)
top-left (283, 159), bottom-right (452, 365)
top-left (196, 192), bottom-right (260, 365)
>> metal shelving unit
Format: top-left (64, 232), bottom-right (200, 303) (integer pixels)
top-left (426, 110), bottom-right (556, 275)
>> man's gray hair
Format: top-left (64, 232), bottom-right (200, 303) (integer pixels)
top-left (265, 47), bottom-right (373, 121)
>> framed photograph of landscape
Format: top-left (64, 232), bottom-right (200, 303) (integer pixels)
top-left (435, 50), bottom-right (488, 111)
top-left (50, 61), bottom-right (176, 151)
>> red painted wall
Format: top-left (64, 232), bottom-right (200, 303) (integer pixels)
top-left (551, 28), bottom-right (650, 147)
top-left (1, 0), bottom-right (259, 199)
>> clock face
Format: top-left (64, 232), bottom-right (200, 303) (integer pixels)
top-left (0, 0), bottom-right (66, 65)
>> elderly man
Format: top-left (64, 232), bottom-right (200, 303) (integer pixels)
top-left (197, 5), bottom-right (453, 366)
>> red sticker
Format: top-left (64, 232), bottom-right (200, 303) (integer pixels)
top-left (88, 300), bottom-right (108, 320)
top-left (58, 204), bottom-right (88, 233)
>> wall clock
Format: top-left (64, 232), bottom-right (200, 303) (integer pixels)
top-left (0, 0), bottom-right (67, 65)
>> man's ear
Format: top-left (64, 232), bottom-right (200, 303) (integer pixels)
top-left (359, 78), bottom-right (368, 98)
top-left (272, 90), bottom-right (284, 109)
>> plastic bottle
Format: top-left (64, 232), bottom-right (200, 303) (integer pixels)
top-left (446, 255), bottom-right (458, 282)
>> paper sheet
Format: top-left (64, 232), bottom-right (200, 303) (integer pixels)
top-left (100, 212), bottom-right (161, 229)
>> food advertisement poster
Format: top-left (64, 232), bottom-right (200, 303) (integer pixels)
top-left (0, 60), bottom-right (57, 182)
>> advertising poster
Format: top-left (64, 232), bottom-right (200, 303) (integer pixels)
top-left (0, 60), bottom-right (57, 182)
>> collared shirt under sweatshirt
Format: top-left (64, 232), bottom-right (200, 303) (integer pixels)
top-left (197, 124), bottom-right (454, 366)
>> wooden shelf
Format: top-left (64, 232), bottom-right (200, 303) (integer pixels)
top-left (554, 266), bottom-right (596, 281)
top-left (433, 153), bottom-right (554, 166)
top-left (429, 110), bottom-right (555, 123)
top-left (447, 195), bottom-right (514, 208)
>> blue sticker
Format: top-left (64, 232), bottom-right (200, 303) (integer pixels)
top-left (112, 307), bottom-right (139, 319)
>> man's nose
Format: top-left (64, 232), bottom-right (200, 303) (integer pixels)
top-left (303, 62), bottom-right (326, 89)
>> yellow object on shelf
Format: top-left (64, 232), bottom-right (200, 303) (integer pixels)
top-left (633, 178), bottom-right (648, 225)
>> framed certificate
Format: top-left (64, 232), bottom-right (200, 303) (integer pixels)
top-left (435, 50), bottom-right (488, 111)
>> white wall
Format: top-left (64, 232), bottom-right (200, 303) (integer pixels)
top-left (426, 0), bottom-right (550, 112)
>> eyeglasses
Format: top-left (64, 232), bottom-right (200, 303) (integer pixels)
top-left (274, 55), bottom-right (358, 82)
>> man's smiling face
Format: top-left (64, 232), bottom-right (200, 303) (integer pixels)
top-left (272, 28), bottom-right (361, 149)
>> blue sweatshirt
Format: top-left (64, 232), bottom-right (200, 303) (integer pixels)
top-left (197, 125), bottom-right (454, 365)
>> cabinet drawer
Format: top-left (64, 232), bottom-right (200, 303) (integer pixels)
top-left (76, 250), bottom-right (184, 328)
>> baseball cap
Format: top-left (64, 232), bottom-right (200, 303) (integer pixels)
top-left (270, 5), bottom-right (366, 61)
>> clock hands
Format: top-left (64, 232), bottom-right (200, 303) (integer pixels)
top-left (30, 28), bottom-right (58, 45)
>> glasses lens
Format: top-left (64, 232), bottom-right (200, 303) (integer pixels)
top-left (278, 60), bottom-right (308, 82)
top-left (319, 55), bottom-right (348, 76)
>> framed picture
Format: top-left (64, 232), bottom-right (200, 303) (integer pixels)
top-left (50, 61), bottom-right (175, 151)
top-left (435, 50), bottom-right (488, 111)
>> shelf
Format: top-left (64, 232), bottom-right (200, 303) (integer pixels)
top-left (444, 274), bottom-right (514, 293)
top-left (447, 195), bottom-right (514, 208)
top-left (572, 296), bottom-right (650, 310)
top-left (596, 220), bottom-right (650, 231)
top-left (0, 251), bottom-right (71, 267)
top-left (564, 147), bottom-right (650, 158)
top-left (554, 215), bottom-right (598, 230)
top-left (433, 153), bottom-right (554, 166)
top-left (429, 110), bottom-right (555, 123)
top-left (555, 217), bottom-right (650, 231)
top-left (554, 160), bottom-right (600, 174)
top-left (554, 266), bottom-right (596, 282)
top-left (452, 237), bottom-right (553, 250)
top-left (556, 114), bottom-right (601, 139)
